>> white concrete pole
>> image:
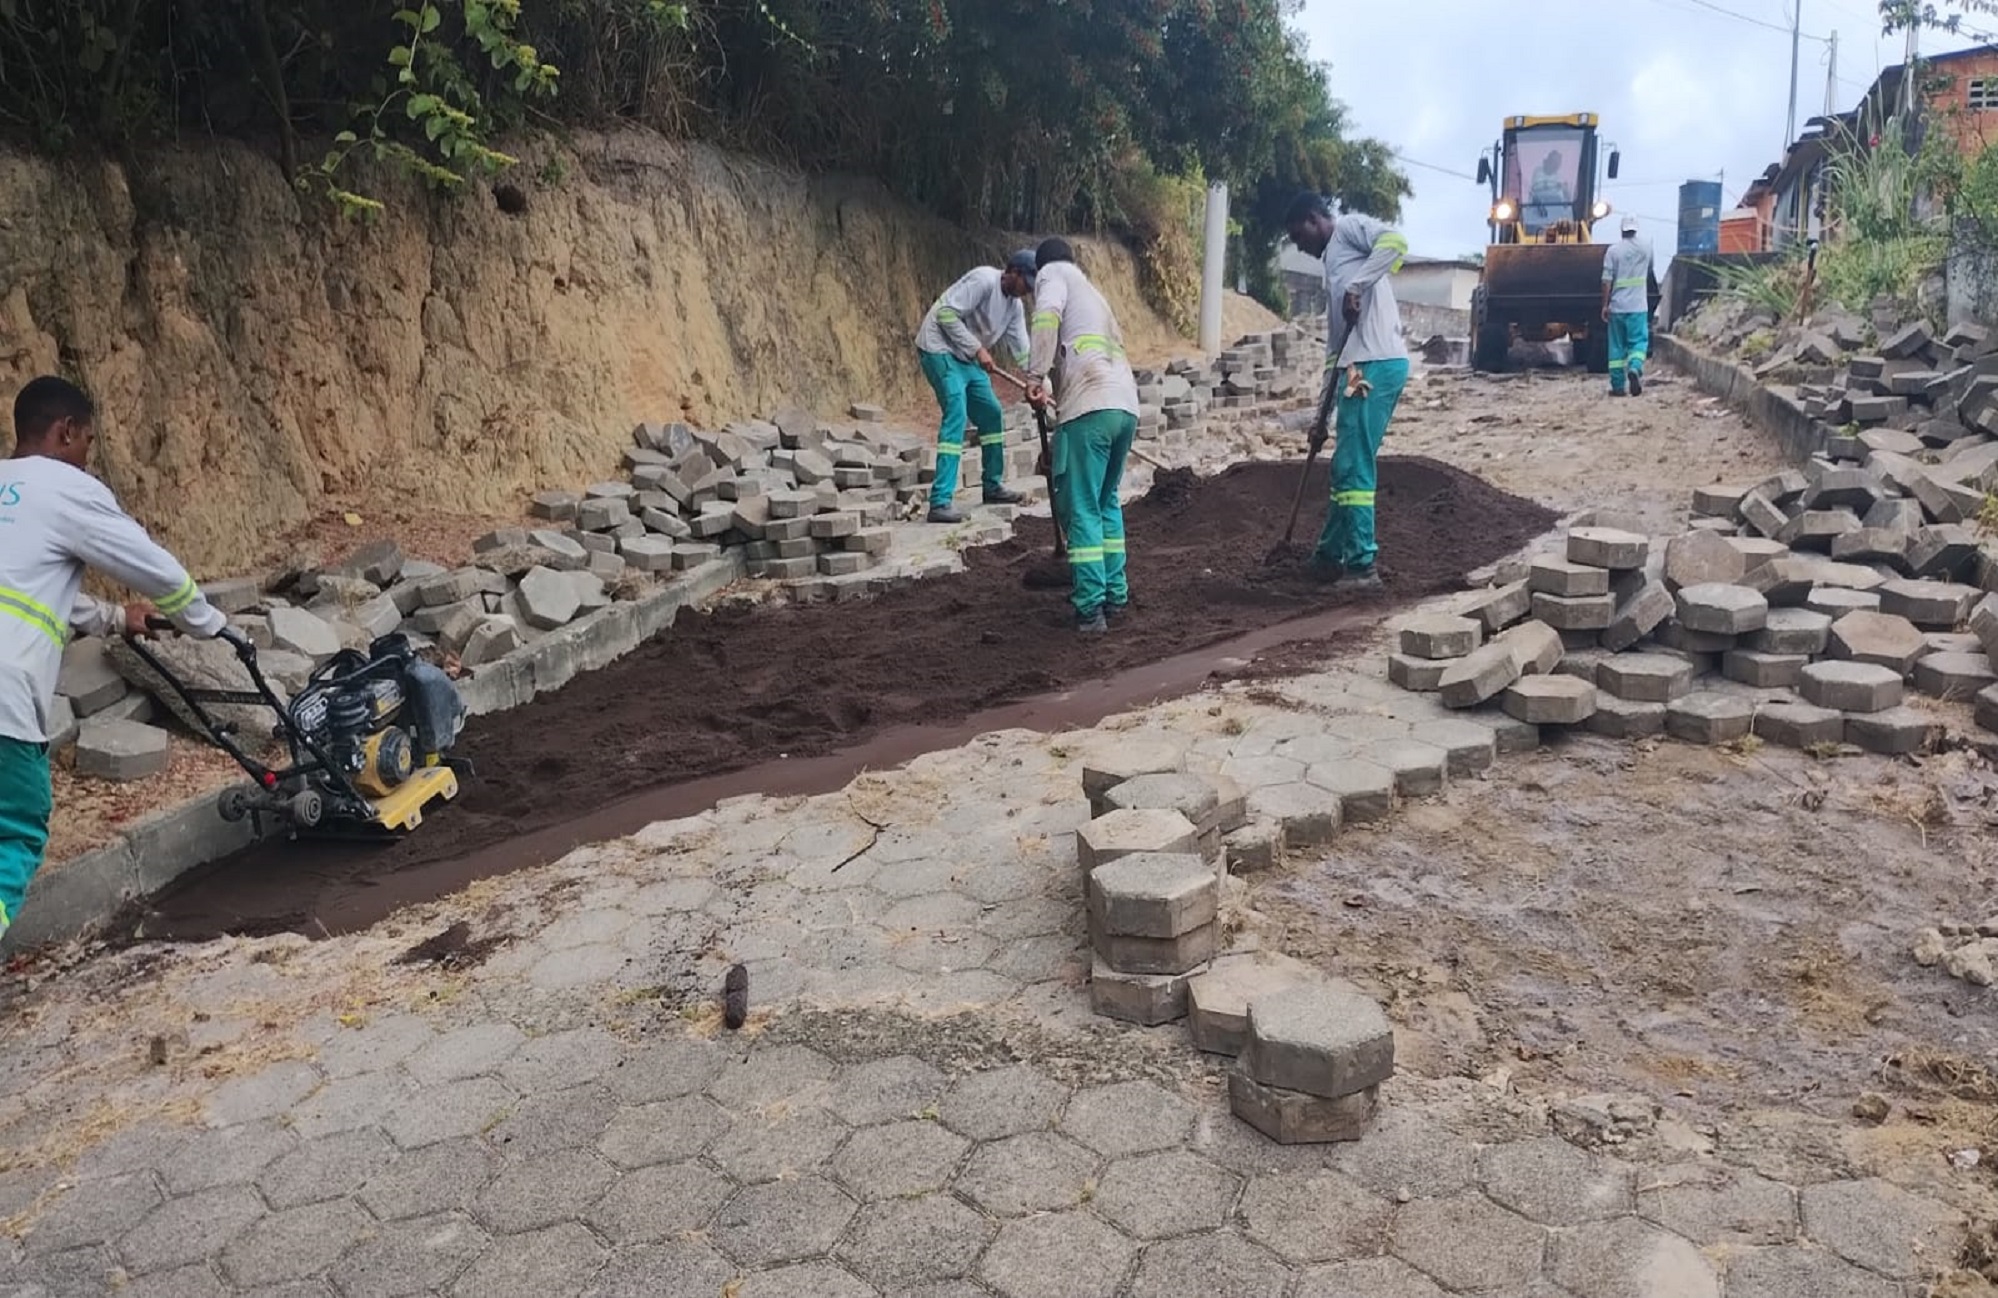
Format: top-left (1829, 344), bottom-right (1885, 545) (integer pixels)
top-left (1200, 182), bottom-right (1229, 356)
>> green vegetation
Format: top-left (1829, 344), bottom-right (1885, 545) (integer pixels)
top-left (0, 0), bottom-right (1403, 320)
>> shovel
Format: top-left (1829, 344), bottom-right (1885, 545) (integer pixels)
top-left (991, 366), bottom-right (1067, 557)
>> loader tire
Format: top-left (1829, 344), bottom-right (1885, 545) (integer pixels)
top-left (1471, 287), bottom-right (1509, 373)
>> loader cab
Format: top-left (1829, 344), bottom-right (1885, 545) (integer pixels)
top-left (1475, 114), bottom-right (1621, 246)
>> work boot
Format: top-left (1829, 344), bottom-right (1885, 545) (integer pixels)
top-left (1609, 388), bottom-right (1627, 398)
top-left (1629, 371), bottom-right (1644, 397)
top-left (1306, 560), bottom-right (1345, 584)
top-left (927, 504), bottom-right (965, 524)
top-left (1104, 601), bottom-right (1129, 622)
top-left (983, 485), bottom-right (1026, 506)
top-left (1338, 565), bottom-right (1383, 590)
top-left (1076, 608), bottom-right (1109, 636)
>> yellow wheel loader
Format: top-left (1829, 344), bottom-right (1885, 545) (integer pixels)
top-left (1470, 113), bottom-right (1659, 374)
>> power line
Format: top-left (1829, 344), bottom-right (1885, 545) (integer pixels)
top-left (1392, 152), bottom-right (1480, 182)
top-left (1642, 0), bottom-right (1831, 40)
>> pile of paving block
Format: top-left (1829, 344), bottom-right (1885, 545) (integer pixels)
top-left (1144, 328), bottom-right (1312, 443)
top-left (1073, 742), bottom-right (1396, 1145)
top-left (1387, 465), bottom-right (1998, 751)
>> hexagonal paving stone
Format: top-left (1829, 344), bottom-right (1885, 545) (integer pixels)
top-left (582, 1161), bottom-right (733, 1245)
top-left (27, 1171), bottom-right (161, 1255)
top-left (709, 1108), bottom-right (849, 1183)
top-left (1093, 1150), bottom-right (1240, 1239)
top-left (978, 1212), bottom-right (1135, 1298)
top-left (938, 1065), bottom-right (1067, 1140)
top-left (286, 1069), bottom-right (417, 1141)
top-left (1327, 1107), bottom-right (1478, 1200)
top-left (827, 1056), bottom-right (949, 1125)
top-left (1392, 1193), bottom-right (1545, 1292)
top-left (601, 1036), bottom-right (727, 1104)
top-left (158, 1121), bottom-right (296, 1195)
top-left (472, 1148), bottom-right (617, 1234)
top-left (317, 1014), bottom-right (436, 1078)
top-left (330, 1211), bottom-right (490, 1297)
top-left (1295, 1257), bottom-right (1448, 1298)
top-left (4, 1245), bottom-right (127, 1297)
top-left (497, 1027), bottom-right (625, 1093)
top-left (1799, 1177), bottom-right (1965, 1279)
top-left (711, 1175), bottom-right (858, 1268)
top-left (1480, 1136), bottom-right (1635, 1224)
top-left (1239, 1170), bottom-right (1390, 1264)
top-left (384, 1077), bottom-right (517, 1150)
top-left (105, 1261), bottom-right (228, 1298)
top-left (728, 1261), bottom-right (878, 1297)
top-left (586, 1239), bottom-right (736, 1298)
top-left (114, 1186), bottom-right (265, 1274)
top-left (448, 1221), bottom-right (605, 1297)
top-left (597, 1096), bottom-right (731, 1170)
top-left (203, 1060), bottom-right (323, 1128)
top-left (357, 1137), bottom-right (501, 1221)
top-left (1723, 1244), bottom-right (1904, 1298)
top-left (832, 1120), bottom-right (970, 1201)
top-left (219, 1199), bottom-right (372, 1288)
top-left (1128, 1231), bottom-right (1293, 1298)
top-left (1061, 1080), bottom-right (1196, 1157)
top-left (705, 1044), bottom-right (838, 1112)
top-left (1547, 1216), bottom-right (1719, 1297)
top-left (956, 1131), bottom-right (1097, 1216)
top-left (1636, 1163), bottom-right (1797, 1245)
top-left (406, 1023), bottom-right (528, 1086)
top-left (836, 1194), bottom-right (994, 1290)
top-left (256, 1127), bottom-right (397, 1210)
top-left (486, 1083), bottom-right (621, 1162)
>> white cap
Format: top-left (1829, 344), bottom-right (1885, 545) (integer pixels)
top-left (1620, 215), bottom-right (1639, 234)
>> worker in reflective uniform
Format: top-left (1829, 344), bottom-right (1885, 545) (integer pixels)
top-left (1602, 215), bottom-right (1654, 396)
top-left (1284, 192), bottom-right (1410, 588)
top-left (1024, 238), bottom-right (1141, 635)
top-left (0, 377), bottom-right (225, 943)
top-left (915, 250), bottom-right (1037, 523)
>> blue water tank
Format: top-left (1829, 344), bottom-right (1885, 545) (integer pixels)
top-left (1678, 181), bottom-right (1722, 254)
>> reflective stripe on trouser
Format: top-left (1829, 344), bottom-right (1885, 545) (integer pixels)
top-left (1313, 357), bottom-right (1410, 572)
top-left (0, 737), bottom-right (53, 944)
top-left (1608, 312), bottom-right (1650, 392)
top-left (919, 349), bottom-right (1008, 504)
top-left (1054, 409), bottom-right (1137, 617)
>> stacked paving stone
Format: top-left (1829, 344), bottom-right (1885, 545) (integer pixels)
top-left (1386, 466), bottom-right (1998, 752)
top-left (1143, 328), bottom-right (1311, 443)
top-left (1074, 742), bottom-right (1394, 1144)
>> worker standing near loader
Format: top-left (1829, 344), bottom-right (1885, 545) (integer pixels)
top-left (0, 377), bottom-right (225, 943)
top-left (1024, 238), bottom-right (1141, 635)
top-left (915, 250), bottom-right (1038, 523)
top-left (1602, 215), bottom-right (1654, 397)
top-left (1285, 192), bottom-right (1410, 588)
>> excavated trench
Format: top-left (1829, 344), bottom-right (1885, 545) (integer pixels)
top-left (127, 456), bottom-right (1556, 941)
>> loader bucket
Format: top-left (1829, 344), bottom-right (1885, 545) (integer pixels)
top-left (1480, 243), bottom-right (1611, 334)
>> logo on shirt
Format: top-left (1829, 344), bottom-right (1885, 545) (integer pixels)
top-left (0, 483), bottom-right (19, 507)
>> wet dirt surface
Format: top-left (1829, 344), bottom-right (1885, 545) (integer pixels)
top-left (132, 455), bottom-right (1555, 942)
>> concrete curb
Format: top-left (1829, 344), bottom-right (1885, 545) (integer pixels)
top-left (1656, 334), bottom-right (1826, 464)
top-left (3, 554), bottom-right (748, 956)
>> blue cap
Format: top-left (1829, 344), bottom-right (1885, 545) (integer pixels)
top-left (1005, 248), bottom-right (1038, 276)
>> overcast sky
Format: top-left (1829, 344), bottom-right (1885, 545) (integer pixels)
top-left (1292, 0), bottom-right (1991, 260)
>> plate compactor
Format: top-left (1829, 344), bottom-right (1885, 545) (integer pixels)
top-left (129, 625), bottom-right (472, 835)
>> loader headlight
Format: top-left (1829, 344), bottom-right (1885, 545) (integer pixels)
top-left (1492, 200), bottom-right (1516, 222)
top-left (1592, 200), bottom-right (1612, 220)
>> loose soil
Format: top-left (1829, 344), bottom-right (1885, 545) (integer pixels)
top-left (130, 456), bottom-right (1554, 942)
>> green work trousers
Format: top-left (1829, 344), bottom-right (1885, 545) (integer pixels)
top-left (0, 736), bottom-right (52, 944)
top-left (1314, 357), bottom-right (1410, 573)
top-left (1609, 312), bottom-right (1650, 393)
top-left (1055, 408), bottom-right (1137, 618)
top-left (920, 350), bottom-right (1008, 506)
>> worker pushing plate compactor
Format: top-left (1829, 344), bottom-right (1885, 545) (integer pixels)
top-left (128, 625), bottom-right (471, 836)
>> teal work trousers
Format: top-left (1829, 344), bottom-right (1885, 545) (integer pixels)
top-left (0, 736), bottom-right (52, 944)
top-left (919, 350), bottom-right (1008, 505)
top-left (1609, 312), bottom-right (1650, 393)
top-left (1313, 358), bottom-right (1410, 572)
top-left (1055, 409), bottom-right (1137, 618)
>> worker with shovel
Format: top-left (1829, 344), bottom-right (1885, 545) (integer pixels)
top-left (1285, 192), bottom-right (1410, 588)
top-left (915, 250), bottom-right (1038, 523)
top-left (0, 377), bottom-right (226, 944)
top-left (1024, 238), bottom-right (1141, 635)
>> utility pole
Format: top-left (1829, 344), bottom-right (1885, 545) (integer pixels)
top-left (1824, 29), bottom-right (1838, 117)
top-left (1199, 183), bottom-right (1227, 357)
top-left (1786, 0), bottom-right (1802, 151)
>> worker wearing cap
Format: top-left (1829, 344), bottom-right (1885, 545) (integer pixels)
top-left (0, 377), bottom-right (225, 944)
top-left (1024, 238), bottom-right (1141, 635)
top-left (1284, 192), bottom-right (1409, 588)
top-left (1602, 216), bottom-right (1654, 396)
top-left (915, 251), bottom-right (1037, 523)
